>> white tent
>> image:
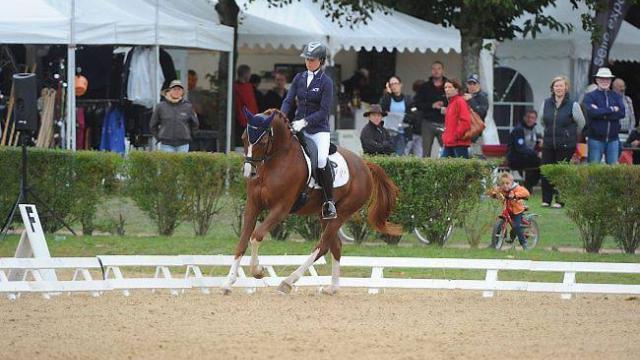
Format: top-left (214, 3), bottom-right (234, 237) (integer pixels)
top-left (496, 2), bottom-right (640, 116)
top-left (235, 0), bottom-right (460, 54)
top-left (0, 0), bottom-right (234, 151)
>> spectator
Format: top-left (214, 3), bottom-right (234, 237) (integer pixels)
top-left (624, 124), bottom-right (640, 164)
top-left (463, 73), bottom-right (489, 120)
top-left (404, 80), bottom-right (425, 157)
top-left (150, 80), bottom-right (198, 153)
top-left (489, 172), bottom-right (531, 250)
top-left (343, 68), bottom-right (376, 105)
top-left (507, 110), bottom-right (542, 193)
top-left (441, 78), bottom-right (471, 159)
top-left (463, 73), bottom-right (489, 156)
top-left (538, 75), bottom-right (585, 208)
top-left (612, 78), bottom-right (636, 135)
top-left (250, 74), bottom-right (265, 112)
top-left (413, 61), bottom-right (447, 158)
top-left (360, 104), bottom-right (395, 155)
top-left (584, 67), bottom-right (625, 164)
top-left (380, 75), bottom-right (411, 155)
top-left (188, 69), bottom-right (198, 91)
top-left (234, 65), bottom-right (258, 146)
top-left (263, 71), bottom-right (294, 119)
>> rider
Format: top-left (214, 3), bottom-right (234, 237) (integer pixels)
top-left (281, 41), bottom-right (336, 219)
top-left (489, 172), bottom-right (531, 250)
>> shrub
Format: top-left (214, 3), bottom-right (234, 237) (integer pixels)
top-left (290, 215), bottom-right (322, 242)
top-left (70, 151), bottom-right (121, 235)
top-left (541, 164), bottom-right (639, 253)
top-left (181, 152), bottom-right (229, 236)
top-left (127, 151), bottom-right (189, 236)
top-left (369, 156), bottom-right (490, 246)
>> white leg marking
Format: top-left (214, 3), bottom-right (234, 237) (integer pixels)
top-left (249, 238), bottom-right (263, 277)
top-left (283, 248), bottom-right (321, 286)
top-left (222, 257), bottom-right (241, 293)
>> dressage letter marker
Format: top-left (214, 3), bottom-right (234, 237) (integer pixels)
top-left (8, 204), bottom-right (58, 282)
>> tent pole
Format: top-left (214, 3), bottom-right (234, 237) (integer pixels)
top-left (66, 0), bottom-right (76, 151)
top-left (225, 51), bottom-right (233, 154)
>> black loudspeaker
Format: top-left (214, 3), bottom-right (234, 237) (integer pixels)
top-left (12, 73), bottom-right (38, 132)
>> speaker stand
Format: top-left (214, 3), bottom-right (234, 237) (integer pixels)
top-left (1, 132), bottom-right (77, 242)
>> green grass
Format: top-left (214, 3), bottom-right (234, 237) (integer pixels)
top-left (2, 192), bottom-right (638, 285)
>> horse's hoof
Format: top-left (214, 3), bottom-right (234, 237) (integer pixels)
top-left (320, 287), bottom-right (337, 296)
top-left (221, 287), bottom-right (232, 296)
top-left (277, 281), bottom-right (292, 295)
top-left (252, 266), bottom-right (265, 279)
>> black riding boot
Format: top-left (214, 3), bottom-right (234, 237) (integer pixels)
top-left (318, 164), bottom-right (337, 219)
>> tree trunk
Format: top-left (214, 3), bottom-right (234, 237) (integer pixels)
top-left (459, 32), bottom-right (482, 84)
top-left (215, 0), bottom-right (239, 152)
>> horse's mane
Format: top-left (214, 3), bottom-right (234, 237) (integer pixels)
top-left (263, 108), bottom-right (290, 127)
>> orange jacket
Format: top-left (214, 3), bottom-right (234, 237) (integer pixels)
top-left (499, 184), bottom-right (530, 215)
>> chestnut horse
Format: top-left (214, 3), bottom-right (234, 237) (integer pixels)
top-left (222, 109), bottom-right (401, 295)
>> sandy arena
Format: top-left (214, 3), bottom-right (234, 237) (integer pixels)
top-left (2, 289), bottom-right (639, 359)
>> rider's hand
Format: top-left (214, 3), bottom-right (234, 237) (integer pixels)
top-left (291, 119), bottom-right (308, 132)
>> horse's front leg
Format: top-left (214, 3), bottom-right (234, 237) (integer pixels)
top-left (321, 233), bottom-right (342, 295)
top-left (248, 204), bottom-right (291, 279)
top-left (222, 200), bottom-right (260, 295)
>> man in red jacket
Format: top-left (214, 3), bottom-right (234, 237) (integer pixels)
top-left (234, 64), bottom-right (258, 146)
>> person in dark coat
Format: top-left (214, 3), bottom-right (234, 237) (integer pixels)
top-left (360, 104), bottom-right (395, 156)
top-left (412, 61), bottom-right (447, 158)
top-left (507, 110), bottom-right (542, 193)
top-left (150, 80), bottom-right (199, 153)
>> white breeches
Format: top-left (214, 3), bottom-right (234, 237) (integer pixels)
top-left (303, 131), bottom-right (330, 168)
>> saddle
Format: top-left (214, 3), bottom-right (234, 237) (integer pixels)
top-left (290, 133), bottom-right (340, 213)
top-left (296, 133), bottom-right (338, 181)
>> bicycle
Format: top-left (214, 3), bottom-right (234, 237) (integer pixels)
top-left (338, 214), bottom-right (454, 245)
top-left (490, 195), bottom-right (539, 250)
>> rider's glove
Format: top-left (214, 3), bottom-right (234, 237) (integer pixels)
top-left (291, 119), bottom-right (308, 132)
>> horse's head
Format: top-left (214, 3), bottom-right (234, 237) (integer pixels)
top-left (241, 107), bottom-right (291, 178)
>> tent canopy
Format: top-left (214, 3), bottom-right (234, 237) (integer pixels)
top-left (0, 0), bottom-right (233, 51)
top-left (497, 2), bottom-right (640, 62)
top-left (233, 0), bottom-right (460, 54)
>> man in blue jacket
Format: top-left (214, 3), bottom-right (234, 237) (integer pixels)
top-left (584, 67), bottom-right (626, 164)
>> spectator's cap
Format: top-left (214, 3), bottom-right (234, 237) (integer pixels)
top-left (594, 67), bottom-right (615, 78)
top-left (169, 79), bottom-right (184, 89)
top-left (363, 104), bottom-right (387, 117)
top-left (466, 73), bottom-right (480, 84)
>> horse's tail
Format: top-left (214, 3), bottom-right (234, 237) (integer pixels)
top-left (366, 162), bottom-right (403, 236)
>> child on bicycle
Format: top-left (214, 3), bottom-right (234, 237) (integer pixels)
top-left (489, 172), bottom-right (531, 250)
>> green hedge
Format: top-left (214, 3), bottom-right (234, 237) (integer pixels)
top-left (542, 164), bottom-right (640, 254)
top-left (370, 156), bottom-right (491, 246)
top-left (0, 148), bottom-right (119, 233)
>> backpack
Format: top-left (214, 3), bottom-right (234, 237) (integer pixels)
top-left (463, 107), bottom-right (485, 140)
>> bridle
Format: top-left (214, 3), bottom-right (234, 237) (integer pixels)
top-left (244, 124), bottom-right (273, 169)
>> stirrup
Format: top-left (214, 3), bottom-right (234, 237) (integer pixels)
top-left (322, 201), bottom-right (337, 219)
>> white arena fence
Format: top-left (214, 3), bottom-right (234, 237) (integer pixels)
top-left (1, 255), bottom-right (640, 300)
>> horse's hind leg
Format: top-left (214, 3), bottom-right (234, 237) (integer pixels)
top-left (277, 218), bottom-right (341, 294)
top-left (321, 233), bottom-right (342, 295)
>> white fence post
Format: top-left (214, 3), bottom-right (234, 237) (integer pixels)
top-left (368, 267), bottom-right (384, 295)
top-left (561, 271), bottom-right (576, 300)
top-left (483, 269), bottom-right (499, 298)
